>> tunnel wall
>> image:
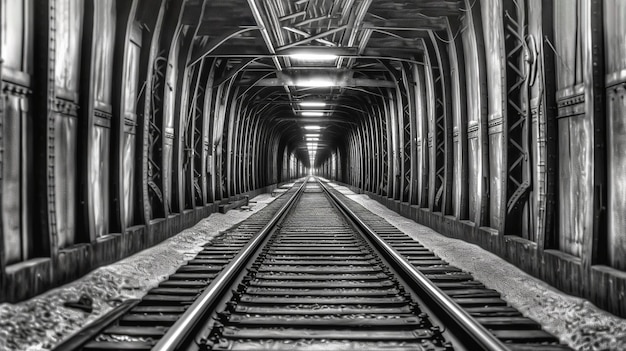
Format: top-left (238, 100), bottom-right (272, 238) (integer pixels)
top-left (336, 0), bottom-right (626, 317)
top-left (0, 0), bottom-right (307, 302)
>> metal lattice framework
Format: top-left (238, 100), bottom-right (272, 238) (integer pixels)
top-left (432, 63), bottom-right (446, 212)
top-left (182, 62), bottom-right (196, 208)
top-left (185, 0), bottom-right (462, 198)
top-left (363, 115), bottom-right (372, 192)
top-left (400, 64), bottom-right (414, 203)
top-left (379, 103), bottom-right (389, 197)
top-left (147, 54), bottom-right (167, 218)
top-left (220, 104), bottom-right (229, 199)
top-left (504, 0), bottom-right (532, 239)
top-left (191, 61), bottom-right (206, 206)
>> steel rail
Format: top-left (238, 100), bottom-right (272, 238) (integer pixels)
top-left (153, 179), bottom-right (308, 351)
top-left (318, 179), bottom-right (511, 351)
top-left (51, 299), bottom-right (141, 351)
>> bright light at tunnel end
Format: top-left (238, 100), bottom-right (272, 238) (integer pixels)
top-left (300, 111), bottom-right (325, 117)
top-left (300, 101), bottom-right (326, 107)
top-left (294, 79), bottom-right (335, 87)
top-left (304, 125), bottom-right (322, 130)
top-left (289, 53), bottom-right (338, 61)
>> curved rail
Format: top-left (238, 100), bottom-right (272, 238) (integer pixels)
top-left (318, 179), bottom-right (511, 351)
top-left (153, 179), bottom-right (308, 351)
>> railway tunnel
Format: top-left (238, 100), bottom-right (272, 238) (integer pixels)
top-left (1, 0), bottom-right (626, 350)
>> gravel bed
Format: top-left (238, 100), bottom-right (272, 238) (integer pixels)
top-left (0, 193), bottom-right (279, 351)
top-left (326, 182), bottom-right (626, 351)
top-left (6, 180), bottom-right (623, 351)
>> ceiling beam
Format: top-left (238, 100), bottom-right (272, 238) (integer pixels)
top-left (277, 25), bottom-right (347, 50)
top-left (213, 58), bottom-right (259, 86)
top-left (364, 17), bottom-right (448, 31)
top-left (274, 117), bottom-right (357, 125)
top-left (282, 26), bottom-right (337, 46)
top-left (249, 77), bottom-right (395, 88)
top-left (278, 45), bottom-right (358, 55)
top-left (280, 10), bottom-right (307, 22)
top-left (247, 0), bottom-right (284, 71)
top-left (198, 43), bottom-right (271, 58)
top-left (369, 0), bottom-right (462, 16)
top-left (188, 27), bottom-right (261, 66)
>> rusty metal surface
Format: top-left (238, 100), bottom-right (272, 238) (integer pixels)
top-left (527, 0), bottom-right (547, 246)
top-left (461, 0), bottom-right (483, 224)
top-left (122, 132), bottom-right (136, 227)
top-left (90, 126), bottom-right (110, 238)
top-left (557, 117), bottom-right (588, 257)
top-left (554, 0), bottom-right (583, 89)
top-left (54, 0), bottom-right (83, 95)
top-left (92, 0), bottom-right (115, 106)
top-left (1, 0), bottom-right (33, 75)
top-left (603, 1), bottom-right (626, 74)
top-left (604, 0), bottom-right (626, 270)
top-left (54, 113), bottom-right (78, 249)
top-left (553, 0), bottom-right (588, 257)
top-left (481, 0), bottom-right (505, 230)
top-left (607, 84), bottom-right (626, 269)
top-left (2, 94), bottom-right (28, 264)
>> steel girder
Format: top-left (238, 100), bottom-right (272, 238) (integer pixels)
top-left (503, 0), bottom-right (533, 240)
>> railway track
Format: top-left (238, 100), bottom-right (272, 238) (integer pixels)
top-left (55, 178), bottom-right (570, 351)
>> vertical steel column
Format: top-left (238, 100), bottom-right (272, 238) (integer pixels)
top-left (414, 63), bottom-right (430, 208)
top-left (147, 52), bottom-right (167, 218)
top-left (446, 18), bottom-right (469, 219)
top-left (141, 2), bottom-right (170, 219)
top-left (200, 59), bottom-right (216, 206)
top-left (503, 0), bottom-right (533, 239)
top-left (424, 40), bottom-right (449, 212)
top-left (401, 63), bottom-right (417, 204)
top-left (362, 114), bottom-right (372, 192)
top-left (379, 103), bottom-right (389, 197)
top-left (137, 1), bottom-right (166, 222)
top-left (182, 58), bottom-right (202, 209)
top-left (172, 29), bottom-right (193, 214)
top-left (536, 0), bottom-right (558, 250)
top-left (110, 1), bottom-right (139, 232)
top-left (584, 0), bottom-right (606, 268)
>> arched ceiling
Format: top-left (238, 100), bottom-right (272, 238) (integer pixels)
top-left (187, 0), bottom-right (462, 167)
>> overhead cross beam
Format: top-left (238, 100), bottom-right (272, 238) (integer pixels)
top-left (247, 0), bottom-right (283, 71)
top-left (277, 26), bottom-right (348, 50)
top-left (188, 27), bottom-right (260, 67)
top-left (363, 17), bottom-right (449, 31)
top-left (250, 77), bottom-right (396, 88)
top-left (282, 26), bottom-right (337, 46)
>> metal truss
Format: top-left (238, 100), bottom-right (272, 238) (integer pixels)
top-left (504, 0), bottom-right (532, 239)
top-left (147, 53), bottom-right (167, 218)
top-left (400, 64), bottom-right (414, 203)
top-left (432, 63), bottom-right (446, 212)
top-left (190, 60), bottom-right (207, 207)
top-left (379, 103), bottom-right (389, 197)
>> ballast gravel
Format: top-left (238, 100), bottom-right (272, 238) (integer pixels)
top-left (3, 181), bottom-right (625, 351)
top-left (326, 182), bottom-right (626, 351)
top-left (0, 193), bottom-right (279, 351)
